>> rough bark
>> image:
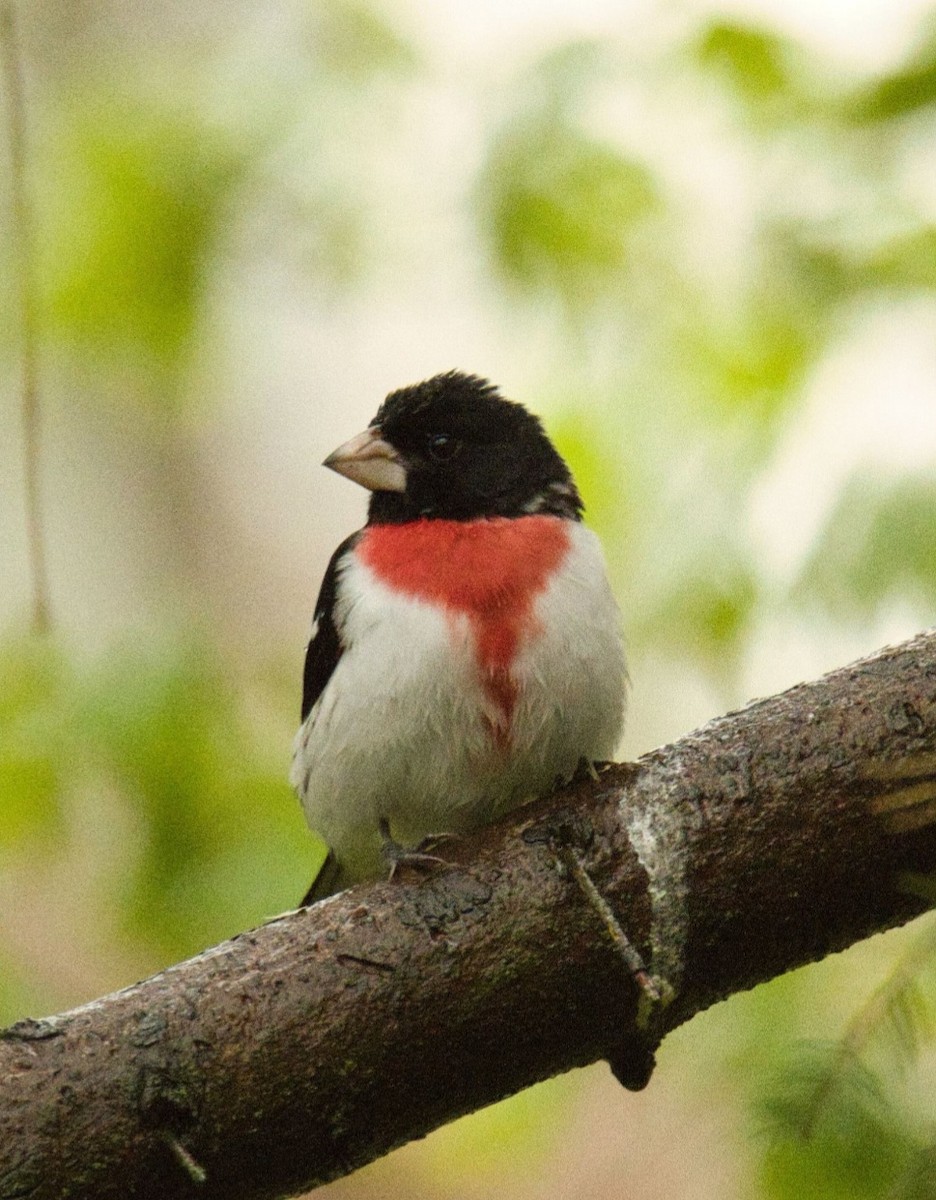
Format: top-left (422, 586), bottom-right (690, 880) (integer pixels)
top-left (3, 630), bottom-right (936, 1200)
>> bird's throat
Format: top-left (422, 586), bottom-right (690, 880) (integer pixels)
top-left (358, 516), bottom-right (572, 740)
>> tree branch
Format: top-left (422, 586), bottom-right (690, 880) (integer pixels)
top-left (3, 631), bottom-right (936, 1200)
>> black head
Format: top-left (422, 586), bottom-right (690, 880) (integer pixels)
top-left (324, 371), bottom-right (582, 524)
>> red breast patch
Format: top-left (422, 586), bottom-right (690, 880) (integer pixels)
top-left (358, 516), bottom-right (572, 745)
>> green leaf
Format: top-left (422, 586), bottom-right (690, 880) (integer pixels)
top-left (848, 32), bottom-right (936, 122)
top-left (39, 88), bottom-right (247, 398)
top-left (314, 0), bottom-right (419, 80)
top-left (519, 39), bottom-right (611, 111)
top-left (753, 924), bottom-right (936, 1200)
top-left (891, 1141), bottom-right (936, 1200)
top-left (676, 307), bottom-right (813, 425)
top-left (549, 410), bottom-right (635, 537)
top-left (672, 222), bottom-right (846, 429)
top-left (77, 636), bottom-right (309, 955)
top-left (479, 120), bottom-right (659, 306)
top-left (0, 636), bottom-right (72, 848)
top-left (852, 921), bottom-right (936, 1076)
top-left (694, 21), bottom-right (791, 101)
top-left (796, 474), bottom-right (936, 617)
top-left (760, 222), bottom-right (936, 321)
top-left (757, 1042), bottom-right (916, 1200)
top-left (860, 227), bottom-right (936, 291)
top-left (646, 559), bottom-right (758, 666)
top-left (758, 1041), bottom-right (891, 1143)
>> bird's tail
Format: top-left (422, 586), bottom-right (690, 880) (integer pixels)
top-left (299, 849), bottom-right (347, 906)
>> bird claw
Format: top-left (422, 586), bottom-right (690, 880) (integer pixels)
top-left (552, 757), bottom-right (604, 793)
top-left (414, 831), bottom-right (461, 853)
top-left (379, 819), bottom-right (457, 880)
top-left (572, 755), bottom-right (602, 783)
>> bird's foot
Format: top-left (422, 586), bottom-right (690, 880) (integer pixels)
top-left (379, 818), bottom-right (459, 881)
top-left (572, 755), bottom-right (602, 783)
top-left (553, 757), bottom-right (609, 793)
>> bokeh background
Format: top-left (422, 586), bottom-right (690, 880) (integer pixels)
top-left (3, 0), bottom-right (936, 1196)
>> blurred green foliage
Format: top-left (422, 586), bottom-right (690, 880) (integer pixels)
top-left (313, 0), bottom-right (418, 79)
top-left (479, 77), bottom-right (660, 311)
top-left (695, 22), bottom-right (792, 102)
top-left (483, 127), bottom-right (658, 302)
top-left (849, 23), bottom-right (936, 122)
top-left (77, 636), bottom-right (314, 955)
top-left (798, 474), bottom-right (936, 616)
top-left (755, 921), bottom-right (936, 1199)
top-left (3, 1), bottom-right (936, 1197)
top-left (475, 12), bottom-right (936, 698)
top-left (760, 1044), bottom-right (918, 1200)
top-left (41, 95), bottom-right (247, 388)
top-left (0, 629), bottom-right (314, 1007)
top-left (1, 0), bottom-right (420, 416)
top-left (477, 42), bottom-right (662, 317)
top-left (0, 636), bottom-right (69, 848)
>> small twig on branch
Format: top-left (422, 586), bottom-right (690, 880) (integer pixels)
top-left (1, 1), bottom-right (51, 633)
top-left (2, 630), bottom-right (936, 1200)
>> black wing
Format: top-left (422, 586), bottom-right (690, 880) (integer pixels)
top-left (301, 533), bottom-right (360, 722)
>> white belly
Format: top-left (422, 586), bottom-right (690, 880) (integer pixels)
top-left (291, 522), bottom-right (626, 884)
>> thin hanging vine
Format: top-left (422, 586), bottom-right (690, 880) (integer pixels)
top-left (1, 1), bottom-right (51, 633)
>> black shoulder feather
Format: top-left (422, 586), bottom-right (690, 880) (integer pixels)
top-left (300, 533), bottom-right (359, 722)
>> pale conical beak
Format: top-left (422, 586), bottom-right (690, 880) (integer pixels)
top-left (323, 427), bottom-right (407, 493)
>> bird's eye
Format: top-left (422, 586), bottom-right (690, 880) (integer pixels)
top-left (427, 433), bottom-right (460, 461)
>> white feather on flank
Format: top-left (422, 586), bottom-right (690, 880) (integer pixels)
top-left (291, 521), bottom-right (627, 885)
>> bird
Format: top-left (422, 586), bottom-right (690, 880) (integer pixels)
top-left (291, 370), bottom-right (627, 903)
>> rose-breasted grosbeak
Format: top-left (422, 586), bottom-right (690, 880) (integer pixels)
top-left (291, 371), bottom-right (627, 903)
